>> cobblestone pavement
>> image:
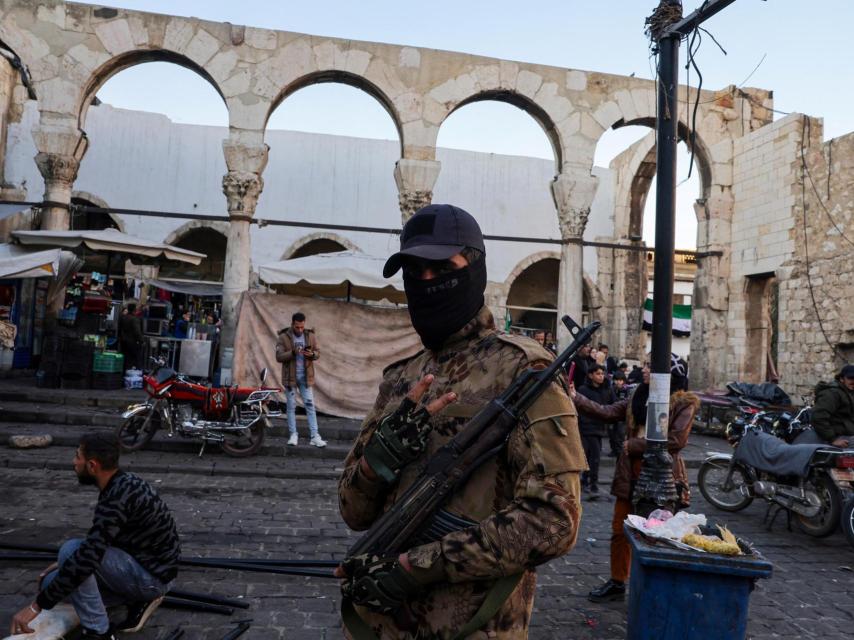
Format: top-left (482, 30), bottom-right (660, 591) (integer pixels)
top-left (0, 430), bottom-right (852, 639)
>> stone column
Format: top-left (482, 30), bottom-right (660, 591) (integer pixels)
top-left (690, 187), bottom-right (733, 390)
top-left (551, 172), bottom-right (599, 348)
top-left (393, 159), bottom-right (441, 222)
top-left (220, 170), bottom-right (264, 357)
top-left (32, 125), bottom-right (88, 230)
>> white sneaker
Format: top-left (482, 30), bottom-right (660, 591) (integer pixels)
top-left (310, 435), bottom-right (327, 448)
top-left (287, 433), bottom-right (298, 446)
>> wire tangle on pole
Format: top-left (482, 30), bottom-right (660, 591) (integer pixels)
top-left (645, 2), bottom-right (685, 43)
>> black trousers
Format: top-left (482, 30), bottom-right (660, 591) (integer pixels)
top-left (581, 434), bottom-right (602, 489)
top-left (608, 421), bottom-right (627, 455)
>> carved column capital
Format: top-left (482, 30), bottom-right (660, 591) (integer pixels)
top-left (551, 171), bottom-right (599, 240)
top-left (222, 171), bottom-right (264, 218)
top-left (394, 158), bottom-right (441, 221)
top-left (35, 152), bottom-right (81, 187)
top-left (558, 209), bottom-right (590, 240)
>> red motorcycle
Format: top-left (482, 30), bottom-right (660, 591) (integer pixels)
top-left (117, 357), bottom-right (282, 457)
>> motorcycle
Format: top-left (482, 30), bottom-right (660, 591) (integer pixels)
top-left (117, 357), bottom-right (282, 457)
top-left (698, 402), bottom-right (854, 538)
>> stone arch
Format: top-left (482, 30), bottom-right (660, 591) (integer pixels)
top-left (440, 89), bottom-right (565, 171)
top-left (163, 220), bottom-right (230, 246)
top-left (280, 232), bottom-right (360, 260)
top-left (266, 71), bottom-right (404, 154)
top-left (161, 223), bottom-right (228, 282)
top-left (504, 252), bottom-right (561, 334)
top-left (504, 251), bottom-right (561, 288)
top-left (76, 50), bottom-right (227, 128)
top-left (70, 191), bottom-right (124, 232)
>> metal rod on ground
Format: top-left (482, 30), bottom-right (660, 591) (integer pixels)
top-left (180, 556), bottom-right (339, 568)
top-left (180, 558), bottom-right (337, 578)
top-left (0, 542), bottom-right (59, 554)
top-left (220, 621), bottom-right (251, 640)
top-left (167, 588), bottom-right (250, 610)
top-left (0, 552), bottom-right (57, 562)
top-left (161, 596), bottom-right (234, 615)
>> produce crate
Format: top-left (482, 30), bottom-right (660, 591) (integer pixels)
top-left (93, 351), bottom-right (124, 373)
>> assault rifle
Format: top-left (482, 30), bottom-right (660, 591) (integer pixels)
top-left (346, 315), bottom-right (600, 559)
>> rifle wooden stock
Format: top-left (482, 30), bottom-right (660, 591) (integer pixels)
top-left (346, 316), bottom-right (600, 559)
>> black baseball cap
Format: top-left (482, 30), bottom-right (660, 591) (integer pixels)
top-left (383, 204), bottom-right (485, 278)
top-left (841, 365), bottom-right (854, 379)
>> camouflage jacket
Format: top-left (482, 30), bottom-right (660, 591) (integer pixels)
top-left (338, 307), bottom-right (587, 639)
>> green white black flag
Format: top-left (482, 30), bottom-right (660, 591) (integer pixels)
top-left (642, 297), bottom-right (692, 337)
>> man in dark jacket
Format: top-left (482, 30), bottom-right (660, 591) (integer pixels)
top-left (118, 304), bottom-right (144, 370)
top-left (568, 341), bottom-right (595, 389)
top-left (812, 365), bottom-right (854, 447)
top-left (10, 433), bottom-right (179, 638)
top-left (577, 364), bottom-right (616, 497)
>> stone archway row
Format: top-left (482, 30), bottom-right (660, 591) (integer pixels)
top-left (0, 0), bottom-right (768, 355)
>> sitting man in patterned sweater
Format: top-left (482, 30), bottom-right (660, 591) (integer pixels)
top-left (9, 433), bottom-right (180, 639)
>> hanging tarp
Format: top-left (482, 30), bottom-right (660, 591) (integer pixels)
top-left (0, 244), bottom-right (81, 280)
top-left (12, 228), bottom-right (205, 265)
top-left (145, 279), bottom-right (222, 297)
top-left (259, 251), bottom-right (406, 303)
top-left (642, 297), bottom-right (692, 337)
top-left (233, 291), bottom-right (422, 418)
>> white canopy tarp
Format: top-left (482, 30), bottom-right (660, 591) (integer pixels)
top-left (12, 228), bottom-right (205, 265)
top-left (259, 251), bottom-right (405, 303)
top-left (0, 244), bottom-right (66, 279)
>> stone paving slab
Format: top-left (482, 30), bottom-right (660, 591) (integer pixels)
top-left (0, 434), bottom-right (851, 639)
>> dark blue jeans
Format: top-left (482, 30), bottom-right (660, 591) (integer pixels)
top-left (42, 538), bottom-right (170, 633)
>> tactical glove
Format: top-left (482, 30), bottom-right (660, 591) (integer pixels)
top-left (340, 553), bottom-right (423, 614)
top-left (363, 398), bottom-right (433, 484)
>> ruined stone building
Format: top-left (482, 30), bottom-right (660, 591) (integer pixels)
top-left (0, 1), bottom-right (850, 395)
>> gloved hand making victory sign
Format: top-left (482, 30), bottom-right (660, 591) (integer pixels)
top-left (361, 374), bottom-right (456, 484)
top-left (335, 374), bottom-right (456, 613)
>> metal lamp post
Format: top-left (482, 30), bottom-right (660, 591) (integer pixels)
top-left (632, 0), bottom-right (738, 517)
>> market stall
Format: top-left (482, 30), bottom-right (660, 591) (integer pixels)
top-left (0, 244), bottom-right (80, 372)
top-left (10, 228), bottom-right (207, 388)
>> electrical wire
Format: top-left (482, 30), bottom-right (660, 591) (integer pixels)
top-left (798, 115), bottom-right (847, 364)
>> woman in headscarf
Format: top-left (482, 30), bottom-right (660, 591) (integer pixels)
top-left (569, 355), bottom-right (699, 603)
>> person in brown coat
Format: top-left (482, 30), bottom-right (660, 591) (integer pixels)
top-left (570, 361), bottom-right (700, 603)
top-left (275, 312), bottom-right (326, 447)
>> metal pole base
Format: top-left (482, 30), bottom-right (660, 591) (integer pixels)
top-left (632, 440), bottom-right (678, 518)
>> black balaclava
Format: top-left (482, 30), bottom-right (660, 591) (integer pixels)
top-left (403, 255), bottom-right (487, 351)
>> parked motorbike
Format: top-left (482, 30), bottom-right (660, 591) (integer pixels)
top-left (117, 357), bottom-right (282, 457)
top-left (698, 404), bottom-right (854, 538)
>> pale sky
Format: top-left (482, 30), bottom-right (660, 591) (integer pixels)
top-left (85, 1), bottom-right (854, 249)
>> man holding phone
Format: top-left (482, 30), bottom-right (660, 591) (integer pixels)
top-left (275, 312), bottom-right (326, 447)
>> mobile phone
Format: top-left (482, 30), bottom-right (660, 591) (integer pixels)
top-left (567, 362), bottom-right (576, 384)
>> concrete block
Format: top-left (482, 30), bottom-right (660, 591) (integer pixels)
top-left (8, 434), bottom-right (54, 448)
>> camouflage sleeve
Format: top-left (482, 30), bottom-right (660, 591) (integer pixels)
top-left (435, 381), bottom-right (587, 582)
top-left (338, 371), bottom-right (397, 531)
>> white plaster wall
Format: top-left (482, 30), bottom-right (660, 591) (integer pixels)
top-left (5, 103), bottom-right (616, 287)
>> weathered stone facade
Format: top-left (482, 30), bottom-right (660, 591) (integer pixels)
top-left (0, 0), bottom-right (765, 356)
top-left (3, 1), bottom-right (845, 395)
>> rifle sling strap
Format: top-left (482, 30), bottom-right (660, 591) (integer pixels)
top-left (452, 573), bottom-right (523, 640)
top-left (341, 573), bottom-right (523, 640)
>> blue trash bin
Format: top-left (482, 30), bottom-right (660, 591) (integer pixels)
top-left (625, 525), bottom-right (772, 640)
